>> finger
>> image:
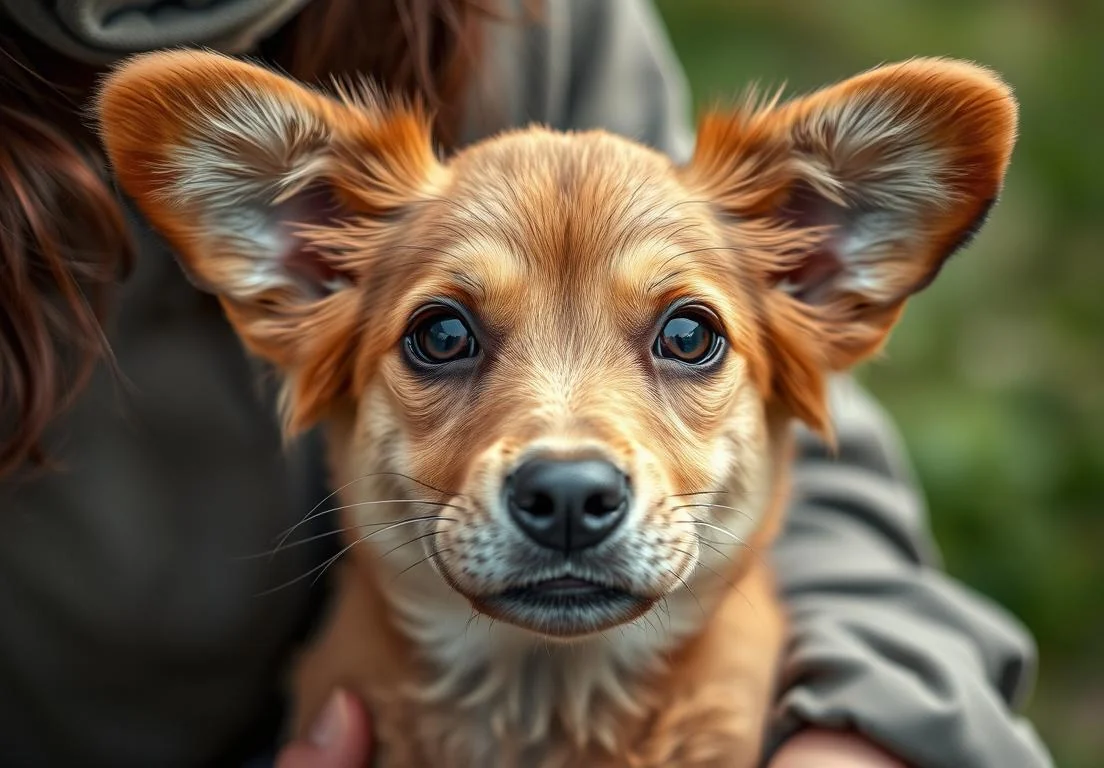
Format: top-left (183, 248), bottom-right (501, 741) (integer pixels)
top-left (275, 689), bottom-right (372, 768)
top-left (767, 729), bottom-right (907, 768)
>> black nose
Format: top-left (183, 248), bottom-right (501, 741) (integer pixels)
top-left (507, 458), bottom-right (630, 552)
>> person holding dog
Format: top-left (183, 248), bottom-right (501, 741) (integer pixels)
top-left (0, 1), bottom-right (1051, 767)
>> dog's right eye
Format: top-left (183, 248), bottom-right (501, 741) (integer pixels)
top-left (653, 309), bottom-right (724, 367)
top-left (407, 310), bottom-right (478, 365)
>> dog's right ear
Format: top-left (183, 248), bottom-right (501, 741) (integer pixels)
top-left (97, 50), bottom-right (441, 430)
top-left (684, 58), bottom-right (1017, 434)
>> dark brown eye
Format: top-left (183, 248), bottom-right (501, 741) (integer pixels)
top-left (654, 312), bottom-right (722, 365)
top-left (408, 311), bottom-right (478, 364)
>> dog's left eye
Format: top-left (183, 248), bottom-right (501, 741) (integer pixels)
top-left (407, 310), bottom-right (478, 364)
top-left (654, 311), bottom-right (723, 365)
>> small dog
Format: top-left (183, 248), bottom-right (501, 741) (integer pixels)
top-left (97, 51), bottom-right (1016, 767)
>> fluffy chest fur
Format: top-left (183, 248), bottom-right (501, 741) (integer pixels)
top-left (291, 532), bottom-right (786, 768)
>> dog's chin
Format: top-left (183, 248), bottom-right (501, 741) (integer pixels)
top-left (470, 578), bottom-right (655, 639)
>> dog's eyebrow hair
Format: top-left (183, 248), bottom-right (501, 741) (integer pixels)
top-left (447, 269), bottom-right (486, 298)
top-left (644, 244), bottom-right (743, 294)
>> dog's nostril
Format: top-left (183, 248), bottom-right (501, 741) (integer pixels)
top-left (583, 489), bottom-right (622, 518)
top-left (527, 492), bottom-right (556, 518)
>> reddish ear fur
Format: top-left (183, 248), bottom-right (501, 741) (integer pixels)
top-left (97, 50), bottom-right (441, 431)
top-left (98, 54), bottom-right (1017, 439)
top-left (685, 58), bottom-right (1018, 433)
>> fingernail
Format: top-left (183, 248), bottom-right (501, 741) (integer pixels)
top-left (309, 690), bottom-right (347, 749)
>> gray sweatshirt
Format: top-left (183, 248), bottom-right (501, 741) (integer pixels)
top-left (0, 1), bottom-right (1053, 766)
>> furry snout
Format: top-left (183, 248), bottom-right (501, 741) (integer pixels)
top-left (423, 439), bottom-right (702, 639)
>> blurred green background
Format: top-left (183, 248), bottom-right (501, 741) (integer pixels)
top-left (653, 1), bottom-right (1103, 766)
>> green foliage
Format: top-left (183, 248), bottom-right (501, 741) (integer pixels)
top-left (655, 1), bottom-right (1104, 765)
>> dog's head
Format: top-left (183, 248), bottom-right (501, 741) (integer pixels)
top-left (98, 52), bottom-right (1016, 640)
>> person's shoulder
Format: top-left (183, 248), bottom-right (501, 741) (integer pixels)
top-left (461, 0), bottom-right (693, 159)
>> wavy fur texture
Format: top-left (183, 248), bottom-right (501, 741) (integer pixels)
top-left (97, 51), bottom-right (1017, 767)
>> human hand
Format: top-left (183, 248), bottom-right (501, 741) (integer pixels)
top-left (274, 689), bottom-right (373, 768)
top-left (767, 729), bottom-right (908, 768)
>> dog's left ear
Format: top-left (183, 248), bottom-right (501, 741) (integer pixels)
top-left (97, 50), bottom-right (441, 431)
top-left (686, 58), bottom-right (1017, 430)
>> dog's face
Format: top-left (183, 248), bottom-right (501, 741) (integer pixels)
top-left (98, 52), bottom-right (1016, 639)
top-left (342, 135), bottom-right (775, 636)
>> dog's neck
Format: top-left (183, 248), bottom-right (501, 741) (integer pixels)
top-left (383, 560), bottom-right (713, 759)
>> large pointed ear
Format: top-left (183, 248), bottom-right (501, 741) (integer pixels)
top-left (685, 58), bottom-right (1017, 431)
top-left (96, 50), bottom-right (441, 431)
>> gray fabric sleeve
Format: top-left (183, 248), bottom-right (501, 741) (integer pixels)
top-left (767, 377), bottom-right (1053, 767)
top-left (531, 2), bottom-right (1053, 766)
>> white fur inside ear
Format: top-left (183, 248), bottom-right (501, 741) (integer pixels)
top-left (803, 92), bottom-right (955, 210)
top-left (776, 194), bottom-right (924, 306)
top-left (161, 87), bottom-right (344, 299)
top-left (782, 92), bottom-right (961, 305)
top-left (831, 208), bottom-right (916, 300)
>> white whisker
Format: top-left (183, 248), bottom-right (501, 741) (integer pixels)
top-left (271, 498), bottom-right (463, 561)
top-left (238, 515), bottom-right (455, 560)
top-left (670, 501), bottom-right (752, 522)
top-left (255, 517), bottom-right (449, 596)
top-left (673, 518), bottom-right (748, 546)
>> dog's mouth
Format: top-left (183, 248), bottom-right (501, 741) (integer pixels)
top-left (502, 577), bottom-right (624, 603)
top-left (473, 577), bottom-right (652, 638)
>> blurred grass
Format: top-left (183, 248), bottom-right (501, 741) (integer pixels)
top-left (654, 1), bottom-right (1104, 766)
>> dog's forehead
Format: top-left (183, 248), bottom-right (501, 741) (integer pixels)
top-left (442, 130), bottom-right (685, 240)
top-left (412, 130), bottom-right (733, 301)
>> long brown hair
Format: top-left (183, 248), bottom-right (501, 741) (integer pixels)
top-left (0, 0), bottom-right (492, 478)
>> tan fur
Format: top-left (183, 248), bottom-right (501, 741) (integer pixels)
top-left (96, 51), bottom-right (1017, 767)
